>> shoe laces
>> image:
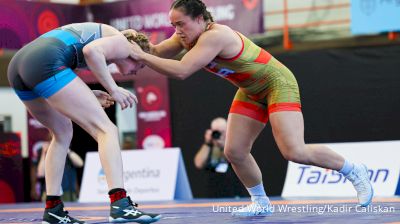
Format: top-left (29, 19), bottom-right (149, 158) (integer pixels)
top-left (127, 196), bottom-right (139, 208)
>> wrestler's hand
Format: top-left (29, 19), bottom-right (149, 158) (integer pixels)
top-left (128, 40), bottom-right (145, 61)
top-left (92, 90), bottom-right (115, 109)
top-left (121, 29), bottom-right (138, 37)
top-left (109, 87), bottom-right (138, 110)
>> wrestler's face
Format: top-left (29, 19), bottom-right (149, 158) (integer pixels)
top-left (114, 58), bottom-right (145, 76)
top-left (169, 8), bottom-right (205, 45)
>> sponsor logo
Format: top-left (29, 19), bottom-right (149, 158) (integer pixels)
top-left (208, 4), bottom-right (235, 21)
top-left (206, 61), bottom-right (235, 77)
top-left (296, 165), bottom-right (389, 184)
top-left (98, 167), bottom-right (160, 184)
top-left (110, 4), bottom-right (236, 31)
top-left (142, 135), bottom-right (165, 149)
top-left (0, 141), bottom-right (20, 156)
top-left (138, 86), bottom-right (162, 111)
top-left (48, 212), bottom-right (71, 223)
top-left (37, 10), bottom-right (59, 34)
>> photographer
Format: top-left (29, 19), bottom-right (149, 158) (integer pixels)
top-left (194, 117), bottom-right (228, 173)
top-left (194, 117), bottom-right (246, 198)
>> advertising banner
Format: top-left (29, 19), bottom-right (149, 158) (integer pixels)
top-left (79, 148), bottom-right (192, 202)
top-left (135, 68), bottom-right (172, 149)
top-left (91, 0), bottom-right (263, 36)
top-left (282, 141), bottom-right (400, 197)
top-left (27, 113), bottom-right (50, 164)
top-left (0, 0), bottom-right (86, 49)
top-left (0, 133), bottom-right (23, 203)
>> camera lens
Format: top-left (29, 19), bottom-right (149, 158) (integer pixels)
top-left (211, 130), bottom-right (221, 139)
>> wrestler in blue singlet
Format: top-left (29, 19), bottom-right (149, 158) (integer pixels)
top-left (7, 23), bottom-right (102, 100)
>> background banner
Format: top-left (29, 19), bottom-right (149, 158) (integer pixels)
top-left (79, 148), bottom-right (192, 202)
top-left (351, 0), bottom-right (400, 34)
top-left (0, 133), bottom-right (23, 203)
top-left (282, 141), bottom-right (400, 197)
top-left (91, 0), bottom-right (263, 36)
top-left (0, 0), bottom-right (86, 49)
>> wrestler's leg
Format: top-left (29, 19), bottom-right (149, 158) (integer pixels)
top-left (23, 98), bottom-right (72, 196)
top-left (45, 76), bottom-right (124, 189)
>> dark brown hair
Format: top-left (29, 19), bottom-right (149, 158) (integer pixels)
top-left (171, 0), bottom-right (214, 22)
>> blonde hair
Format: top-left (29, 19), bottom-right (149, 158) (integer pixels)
top-left (124, 32), bottom-right (150, 53)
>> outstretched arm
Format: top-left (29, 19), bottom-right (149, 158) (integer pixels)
top-left (121, 30), bottom-right (183, 58)
top-left (151, 33), bottom-right (184, 58)
top-left (129, 31), bottom-right (224, 79)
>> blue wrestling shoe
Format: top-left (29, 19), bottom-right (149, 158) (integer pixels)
top-left (109, 197), bottom-right (161, 223)
top-left (42, 203), bottom-right (85, 224)
top-left (345, 164), bottom-right (374, 207)
top-left (232, 197), bottom-right (273, 217)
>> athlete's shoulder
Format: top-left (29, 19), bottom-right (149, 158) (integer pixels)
top-left (199, 23), bottom-right (228, 40)
top-left (199, 23), bottom-right (236, 46)
top-left (207, 23), bottom-right (237, 38)
top-left (209, 23), bottom-right (234, 33)
top-left (61, 22), bottom-right (101, 29)
top-left (99, 24), bottom-right (121, 37)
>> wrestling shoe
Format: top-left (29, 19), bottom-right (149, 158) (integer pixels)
top-left (109, 196), bottom-right (161, 223)
top-left (232, 197), bottom-right (273, 217)
top-left (42, 203), bottom-right (85, 224)
top-left (345, 163), bottom-right (374, 207)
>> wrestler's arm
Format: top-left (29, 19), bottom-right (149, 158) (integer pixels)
top-left (130, 30), bottom-right (224, 79)
top-left (121, 29), bottom-right (183, 58)
top-left (150, 33), bottom-right (184, 58)
top-left (82, 34), bottom-right (130, 93)
top-left (83, 34), bottom-right (138, 109)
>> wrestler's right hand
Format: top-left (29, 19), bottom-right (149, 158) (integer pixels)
top-left (110, 86), bottom-right (138, 110)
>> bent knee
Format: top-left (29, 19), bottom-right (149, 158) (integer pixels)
top-left (52, 119), bottom-right (73, 143)
top-left (94, 121), bottom-right (118, 137)
top-left (224, 147), bottom-right (250, 164)
top-left (79, 113), bottom-right (118, 137)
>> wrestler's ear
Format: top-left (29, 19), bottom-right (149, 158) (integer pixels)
top-left (196, 15), bottom-right (202, 23)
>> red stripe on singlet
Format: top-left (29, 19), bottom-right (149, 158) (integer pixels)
top-left (217, 32), bottom-right (244, 62)
top-left (229, 101), bottom-right (269, 123)
top-left (254, 49), bottom-right (272, 64)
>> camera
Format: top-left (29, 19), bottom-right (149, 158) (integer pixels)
top-left (211, 130), bottom-right (221, 139)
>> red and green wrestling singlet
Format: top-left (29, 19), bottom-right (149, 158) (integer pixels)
top-left (205, 32), bottom-right (301, 123)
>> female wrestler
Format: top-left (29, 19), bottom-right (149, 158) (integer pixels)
top-left (127, 0), bottom-right (373, 216)
top-left (8, 22), bottom-right (161, 223)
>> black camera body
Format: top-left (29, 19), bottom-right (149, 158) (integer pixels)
top-left (211, 130), bottom-right (221, 139)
